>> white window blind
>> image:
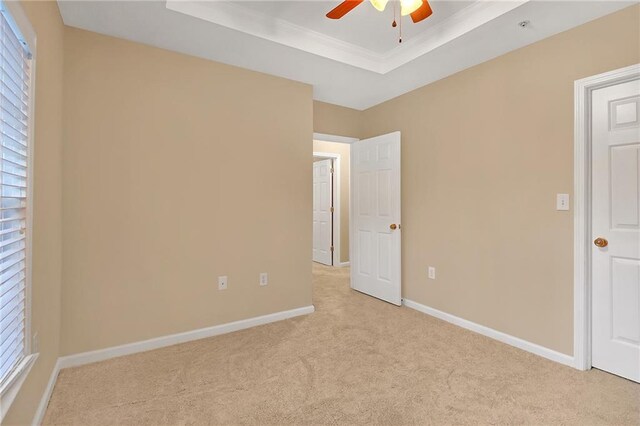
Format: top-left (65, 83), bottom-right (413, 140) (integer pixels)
top-left (0, 6), bottom-right (31, 387)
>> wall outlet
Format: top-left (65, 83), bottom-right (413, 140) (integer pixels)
top-left (218, 276), bottom-right (228, 290)
top-left (428, 267), bottom-right (436, 280)
top-left (259, 272), bottom-right (268, 286)
top-left (556, 193), bottom-right (570, 211)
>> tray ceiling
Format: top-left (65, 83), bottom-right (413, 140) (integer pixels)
top-left (58, 1), bottom-right (636, 109)
top-left (235, 1), bottom-right (475, 54)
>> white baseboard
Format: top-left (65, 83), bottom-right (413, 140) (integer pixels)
top-left (58, 305), bottom-right (315, 370)
top-left (31, 305), bottom-right (314, 424)
top-left (402, 299), bottom-right (575, 368)
top-left (339, 262), bottom-right (350, 267)
top-left (32, 358), bottom-right (61, 426)
top-left (30, 305), bottom-right (314, 425)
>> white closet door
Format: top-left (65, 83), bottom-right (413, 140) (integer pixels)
top-left (313, 159), bottom-right (333, 265)
top-left (591, 78), bottom-right (640, 383)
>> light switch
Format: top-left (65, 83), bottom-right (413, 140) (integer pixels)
top-left (428, 267), bottom-right (436, 280)
top-left (556, 193), bottom-right (570, 211)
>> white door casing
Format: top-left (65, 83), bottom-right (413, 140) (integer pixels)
top-left (351, 131), bottom-right (401, 305)
top-left (591, 78), bottom-right (640, 382)
top-left (314, 151), bottom-right (343, 266)
top-left (313, 158), bottom-right (333, 265)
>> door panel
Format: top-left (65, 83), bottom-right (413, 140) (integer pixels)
top-left (591, 79), bottom-right (640, 383)
top-left (313, 159), bottom-right (333, 265)
top-left (351, 132), bottom-right (401, 305)
top-left (610, 257), bottom-right (640, 345)
top-left (610, 144), bottom-right (639, 229)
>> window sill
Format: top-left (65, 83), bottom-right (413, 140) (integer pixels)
top-left (0, 353), bottom-right (38, 423)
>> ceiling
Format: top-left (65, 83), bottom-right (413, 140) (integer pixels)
top-left (57, 1), bottom-right (635, 110)
top-left (234, 1), bottom-right (475, 54)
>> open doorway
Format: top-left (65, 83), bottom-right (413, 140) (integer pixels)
top-left (312, 132), bottom-right (402, 306)
top-left (312, 135), bottom-right (355, 268)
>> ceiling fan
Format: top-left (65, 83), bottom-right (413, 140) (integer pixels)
top-left (326, 0), bottom-right (433, 23)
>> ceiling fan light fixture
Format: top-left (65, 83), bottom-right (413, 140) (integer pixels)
top-left (400, 0), bottom-right (422, 16)
top-left (369, 0), bottom-right (389, 12)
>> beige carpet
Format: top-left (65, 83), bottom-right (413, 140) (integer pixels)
top-left (43, 264), bottom-right (639, 425)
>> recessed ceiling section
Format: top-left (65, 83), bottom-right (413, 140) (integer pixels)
top-left (165, 0), bottom-right (529, 73)
top-left (58, 1), bottom-right (637, 110)
top-left (215, 1), bottom-right (475, 54)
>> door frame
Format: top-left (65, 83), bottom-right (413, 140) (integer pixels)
top-left (314, 132), bottom-right (359, 267)
top-left (573, 63), bottom-right (640, 371)
top-left (313, 152), bottom-right (340, 266)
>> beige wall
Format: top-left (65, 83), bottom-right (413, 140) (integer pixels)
top-left (313, 101), bottom-right (363, 138)
top-left (313, 140), bottom-right (350, 263)
top-left (5, 4), bottom-right (640, 422)
top-left (5, 1), bottom-right (64, 424)
top-left (360, 5), bottom-right (640, 355)
top-left (60, 28), bottom-right (313, 355)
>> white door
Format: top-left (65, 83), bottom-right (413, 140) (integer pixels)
top-left (351, 131), bottom-right (401, 305)
top-left (313, 159), bottom-right (333, 265)
top-left (591, 78), bottom-right (640, 383)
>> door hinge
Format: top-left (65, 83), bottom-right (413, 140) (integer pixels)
top-left (330, 168), bottom-right (335, 174)
top-left (330, 207), bottom-right (334, 213)
top-left (330, 246), bottom-right (334, 252)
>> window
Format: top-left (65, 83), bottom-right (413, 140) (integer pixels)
top-left (0, 2), bottom-right (33, 390)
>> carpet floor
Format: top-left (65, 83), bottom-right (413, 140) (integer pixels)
top-left (43, 264), bottom-right (639, 425)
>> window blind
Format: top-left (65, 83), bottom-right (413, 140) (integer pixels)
top-left (0, 7), bottom-right (31, 387)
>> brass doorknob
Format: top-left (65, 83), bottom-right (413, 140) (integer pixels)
top-left (390, 224), bottom-right (398, 230)
top-left (594, 237), bottom-right (608, 248)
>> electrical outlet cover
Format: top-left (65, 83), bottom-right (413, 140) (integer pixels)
top-left (218, 276), bottom-right (228, 290)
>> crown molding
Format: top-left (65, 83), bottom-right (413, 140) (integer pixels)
top-left (166, 0), bottom-right (386, 73)
top-left (166, 0), bottom-right (530, 75)
top-left (381, 0), bottom-right (528, 72)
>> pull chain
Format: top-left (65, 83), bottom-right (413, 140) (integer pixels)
top-left (399, 4), bottom-right (402, 43)
top-left (391, 1), bottom-right (402, 43)
top-left (392, 1), bottom-right (397, 27)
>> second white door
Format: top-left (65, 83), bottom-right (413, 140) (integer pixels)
top-left (313, 159), bottom-right (333, 265)
top-left (591, 78), bottom-right (640, 383)
top-left (351, 131), bottom-right (401, 305)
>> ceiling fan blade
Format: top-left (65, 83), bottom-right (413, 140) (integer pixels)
top-left (326, 0), bottom-right (364, 19)
top-left (410, 0), bottom-right (433, 23)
